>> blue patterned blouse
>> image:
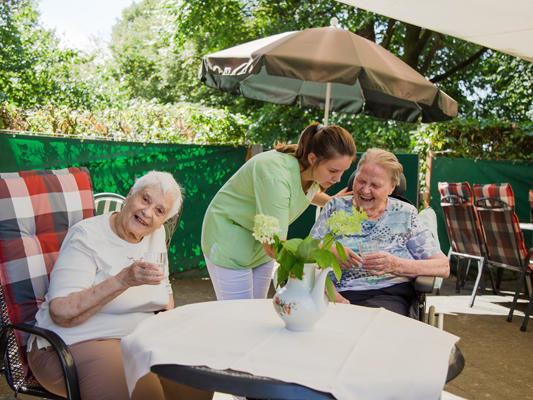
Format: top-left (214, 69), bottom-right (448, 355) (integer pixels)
top-left (310, 196), bottom-right (442, 291)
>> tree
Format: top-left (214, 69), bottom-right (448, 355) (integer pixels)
top-left (0, 0), bottom-right (111, 109)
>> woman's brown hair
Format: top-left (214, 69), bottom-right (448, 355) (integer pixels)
top-left (274, 122), bottom-right (356, 171)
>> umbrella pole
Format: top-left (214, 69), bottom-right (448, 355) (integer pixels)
top-left (323, 82), bottom-right (331, 126)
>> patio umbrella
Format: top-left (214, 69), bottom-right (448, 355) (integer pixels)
top-left (200, 20), bottom-right (458, 124)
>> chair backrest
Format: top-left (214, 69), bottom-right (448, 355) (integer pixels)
top-left (473, 183), bottom-right (529, 270)
top-left (438, 182), bottom-right (486, 257)
top-left (93, 192), bottom-right (125, 214)
top-left (0, 168), bottom-right (94, 365)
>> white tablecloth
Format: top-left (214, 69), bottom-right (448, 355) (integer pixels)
top-left (121, 299), bottom-right (458, 400)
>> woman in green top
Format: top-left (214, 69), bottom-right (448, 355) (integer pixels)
top-left (201, 122), bottom-right (357, 300)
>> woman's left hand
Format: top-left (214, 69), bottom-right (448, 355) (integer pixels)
top-left (361, 251), bottom-right (400, 275)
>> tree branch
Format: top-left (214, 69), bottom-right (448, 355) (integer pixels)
top-left (431, 47), bottom-right (489, 83)
top-left (420, 33), bottom-right (443, 75)
top-left (356, 18), bottom-right (376, 42)
top-left (380, 18), bottom-right (397, 50)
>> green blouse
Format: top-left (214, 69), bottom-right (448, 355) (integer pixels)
top-left (201, 150), bottom-right (313, 270)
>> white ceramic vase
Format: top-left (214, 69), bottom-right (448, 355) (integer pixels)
top-left (272, 263), bottom-right (332, 331)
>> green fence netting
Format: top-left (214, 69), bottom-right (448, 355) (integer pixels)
top-left (0, 132), bottom-right (248, 278)
top-left (0, 132), bottom-right (420, 277)
top-left (429, 156), bottom-right (533, 256)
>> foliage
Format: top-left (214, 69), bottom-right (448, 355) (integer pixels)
top-left (0, 0), bottom-right (112, 109)
top-left (411, 118), bottom-right (533, 189)
top-left (0, 100), bottom-right (250, 144)
top-left (253, 207), bottom-right (366, 301)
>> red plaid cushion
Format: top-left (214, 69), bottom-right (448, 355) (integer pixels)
top-left (0, 168), bottom-right (94, 351)
top-left (473, 183), bottom-right (515, 208)
top-left (438, 181), bottom-right (474, 204)
top-left (438, 182), bottom-right (485, 257)
top-left (473, 184), bottom-right (531, 271)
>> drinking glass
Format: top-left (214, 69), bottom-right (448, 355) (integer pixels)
top-left (358, 240), bottom-right (379, 258)
top-left (143, 251), bottom-right (168, 277)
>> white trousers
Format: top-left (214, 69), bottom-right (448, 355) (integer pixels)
top-left (205, 256), bottom-right (275, 300)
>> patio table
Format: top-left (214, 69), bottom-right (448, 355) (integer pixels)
top-left (121, 299), bottom-right (460, 400)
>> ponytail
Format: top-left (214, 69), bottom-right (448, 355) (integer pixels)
top-left (275, 122), bottom-right (356, 170)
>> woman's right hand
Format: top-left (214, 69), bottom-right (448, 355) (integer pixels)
top-left (331, 246), bottom-right (361, 269)
top-left (116, 261), bottom-right (164, 288)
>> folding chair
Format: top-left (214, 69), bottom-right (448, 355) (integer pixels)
top-left (93, 192), bottom-right (126, 214)
top-left (438, 182), bottom-right (496, 307)
top-left (0, 167), bottom-right (94, 400)
top-left (473, 183), bottom-right (533, 331)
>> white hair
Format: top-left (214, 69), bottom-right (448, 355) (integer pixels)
top-left (131, 171), bottom-right (183, 219)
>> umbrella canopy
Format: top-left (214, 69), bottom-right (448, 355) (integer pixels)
top-left (200, 24), bottom-right (458, 124)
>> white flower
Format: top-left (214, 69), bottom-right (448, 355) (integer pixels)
top-left (252, 214), bottom-right (281, 244)
top-left (325, 206), bottom-right (367, 237)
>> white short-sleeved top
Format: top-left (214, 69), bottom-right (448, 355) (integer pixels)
top-left (30, 213), bottom-right (172, 349)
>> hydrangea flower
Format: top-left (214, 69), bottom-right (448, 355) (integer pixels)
top-left (325, 206), bottom-right (367, 238)
top-left (252, 214), bottom-right (281, 244)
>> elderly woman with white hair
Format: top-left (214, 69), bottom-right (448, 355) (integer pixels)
top-left (27, 171), bottom-right (212, 400)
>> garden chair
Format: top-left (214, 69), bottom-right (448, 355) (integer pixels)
top-left (93, 191), bottom-right (182, 250)
top-left (93, 191), bottom-right (126, 214)
top-left (0, 167), bottom-right (95, 400)
top-left (473, 183), bottom-right (533, 331)
top-left (438, 182), bottom-right (496, 306)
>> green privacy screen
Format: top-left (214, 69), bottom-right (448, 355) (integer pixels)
top-left (0, 132), bottom-right (248, 278)
top-left (0, 133), bottom-right (420, 277)
top-left (429, 156), bottom-right (533, 255)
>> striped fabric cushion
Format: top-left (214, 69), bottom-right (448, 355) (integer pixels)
top-left (438, 182), bottom-right (485, 257)
top-left (0, 168), bottom-right (94, 349)
top-left (473, 184), bottom-right (531, 271)
top-left (473, 183), bottom-right (515, 208)
top-left (438, 181), bottom-right (474, 203)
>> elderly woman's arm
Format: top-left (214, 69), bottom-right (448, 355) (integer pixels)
top-left (362, 252), bottom-right (450, 278)
top-left (49, 261), bottom-right (164, 328)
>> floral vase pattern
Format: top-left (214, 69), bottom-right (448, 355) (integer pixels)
top-left (272, 263), bottom-right (332, 331)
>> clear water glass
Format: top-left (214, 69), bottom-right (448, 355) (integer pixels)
top-left (358, 240), bottom-right (379, 258)
top-left (143, 251), bottom-right (168, 276)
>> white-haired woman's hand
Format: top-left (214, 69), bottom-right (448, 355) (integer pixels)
top-left (116, 261), bottom-right (164, 288)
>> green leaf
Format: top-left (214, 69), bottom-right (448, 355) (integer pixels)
top-left (296, 235), bottom-right (320, 262)
top-left (335, 241), bottom-right (347, 262)
top-left (283, 238), bottom-right (303, 254)
top-left (326, 277), bottom-right (335, 303)
top-left (291, 260), bottom-right (304, 280)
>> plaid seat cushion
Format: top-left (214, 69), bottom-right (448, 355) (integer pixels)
top-left (473, 183), bottom-right (515, 208)
top-left (438, 182), bottom-right (485, 257)
top-left (473, 183), bottom-right (531, 271)
top-left (0, 167), bottom-right (94, 350)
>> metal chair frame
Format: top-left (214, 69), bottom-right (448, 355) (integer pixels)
top-left (0, 169), bottom-right (87, 400)
top-left (0, 285), bottom-right (80, 400)
top-left (474, 197), bottom-right (533, 331)
top-left (440, 193), bottom-right (497, 306)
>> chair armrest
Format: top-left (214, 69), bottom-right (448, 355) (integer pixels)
top-left (414, 276), bottom-right (436, 293)
top-left (0, 323), bottom-right (81, 400)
